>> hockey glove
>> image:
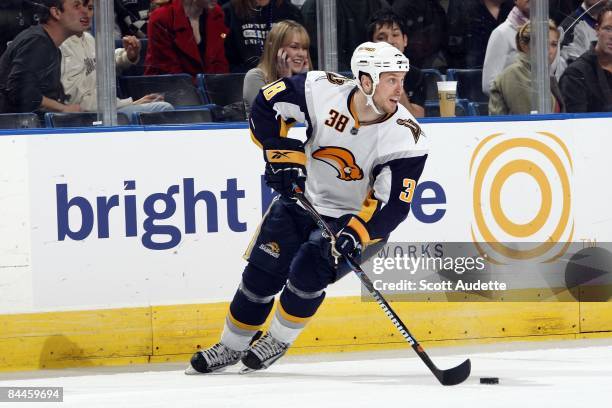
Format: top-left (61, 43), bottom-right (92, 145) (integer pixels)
top-left (263, 138), bottom-right (307, 198)
top-left (333, 216), bottom-right (370, 261)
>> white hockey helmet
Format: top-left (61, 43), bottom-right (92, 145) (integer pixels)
top-left (350, 42), bottom-right (410, 113)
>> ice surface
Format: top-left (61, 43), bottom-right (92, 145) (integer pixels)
top-left (1, 339), bottom-right (611, 408)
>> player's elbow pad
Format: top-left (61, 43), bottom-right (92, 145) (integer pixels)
top-left (383, 201), bottom-right (412, 227)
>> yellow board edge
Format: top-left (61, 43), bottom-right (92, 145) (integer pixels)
top-left (1, 297), bottom-right (610, 372)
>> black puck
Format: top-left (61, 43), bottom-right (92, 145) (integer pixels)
top-left (480, 377), bottom-right (499, 384)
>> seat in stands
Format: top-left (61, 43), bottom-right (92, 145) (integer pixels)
top-left (119, 74), bottom-right (204, 107)
top-left (0, 113), bottom-right (41, 129)
top-left (135, 108), bottom-right (213, 125)
top-left (446, 69), bottom-right (488, 103)
top-left (44, 112), bottom-right (130, 127)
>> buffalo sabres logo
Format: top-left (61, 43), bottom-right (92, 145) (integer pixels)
top-left (259, 242), bottom-right (280, 258)
top-left (312, 146), bottom-right (363, 181)
top-left (396, 118), bottom-right (423, 143)
top-left (326, 72), bottom-right (350, 85)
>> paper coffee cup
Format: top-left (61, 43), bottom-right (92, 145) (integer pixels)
top-left (437, 81), bottom-right (457, 117)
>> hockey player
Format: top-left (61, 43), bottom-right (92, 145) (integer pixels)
top-left (187, 41), bottom-right (429, 374)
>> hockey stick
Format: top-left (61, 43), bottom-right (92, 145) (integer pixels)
top-left (291, 185), bottom-right (471, 386)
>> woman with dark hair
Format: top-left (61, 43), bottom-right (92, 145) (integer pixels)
top-left (223, 0), bottom-right (303, 72)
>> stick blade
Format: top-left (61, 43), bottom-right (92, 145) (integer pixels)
top-left (438, 359), bottom-right (471, 386)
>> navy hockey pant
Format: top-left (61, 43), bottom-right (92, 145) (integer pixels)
top-left (227, 197), bottom-right (382, 336)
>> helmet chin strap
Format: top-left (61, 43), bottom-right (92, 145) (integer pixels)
top-left (356, 79), bottom-right (383, 115)
top-left (365, 94), bottom-right (383, 115)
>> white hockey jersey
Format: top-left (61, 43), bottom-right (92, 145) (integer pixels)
top-left (250, 70), bottom-right (428, 242)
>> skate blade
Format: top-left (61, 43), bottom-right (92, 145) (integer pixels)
top-left (184, 365), bottom-right (227, 375)
top-left (239, 366), bottom-right (260, 374)
top-left (184, 365), bottom-right (201, 375)
top-left (185, 365), bottom-right (204, 375)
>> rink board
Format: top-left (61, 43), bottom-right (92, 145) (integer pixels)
top-left (1, 114), bottom-right (612, 371)
top-left (2, 299), bottom-right (611, 371)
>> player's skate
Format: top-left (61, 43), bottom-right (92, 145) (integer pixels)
top-left (240, 332), bottom-right (289, 373)
top-left (185, 342), bottom-right (244, 374)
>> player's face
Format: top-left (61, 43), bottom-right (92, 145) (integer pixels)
top-left (372, 23), bottom-right (407, 54)
top-left (373, 72), bottom-right (405, 114)
top-left (596, 12), bottom-right (612, 57)
top-left (57, 0), bottom-right (88, 35)
top-left (282, 33), bottom-right (309, 74)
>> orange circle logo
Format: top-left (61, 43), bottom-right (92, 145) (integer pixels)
top-left (470, 132), bottom-right (574, 263)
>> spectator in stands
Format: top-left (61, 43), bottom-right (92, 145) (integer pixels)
top-left (61, 0), bottom-right (173, 115)
top-left (145, 0), bottom-right (229, 77)
top-left (223, 0), bottom-right (303, 72)
top-left (301, 0), bottom-right (389, 71)
top-left (560, 3), bottom-right (612, 112)
top-left (0, 0), bottom-right (86, 114)
top-left (559, 0), bottom-right (607, 66)
top-left (482, 0), bottom-right (530, 95)
top-left (115, 0), bottom-right (151, 39)
top-left (550, 0), bottom-right (583, 25)
top-left (447, 0), bottom-right (514, 68)
top-left (243, 20), bottom-right (309, 113)
top-left (489, 21), bottom-right (564, 115)
top-left (367, 10), bottom-right (426, 117)
top-left (0, 1), bottom-right (43, 57)
top-left (391, 0), bottom-right (448, 71)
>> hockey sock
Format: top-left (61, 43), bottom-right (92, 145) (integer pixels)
top-left (270, 280), bottom-right (326, 344)
top-left (221, 279), bottom-right (275, 351)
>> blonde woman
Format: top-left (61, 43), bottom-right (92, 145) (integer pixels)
top-left (489, 20), bottom-right (565, 115)
top-left (243, 20), bottom-right (310, 114)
